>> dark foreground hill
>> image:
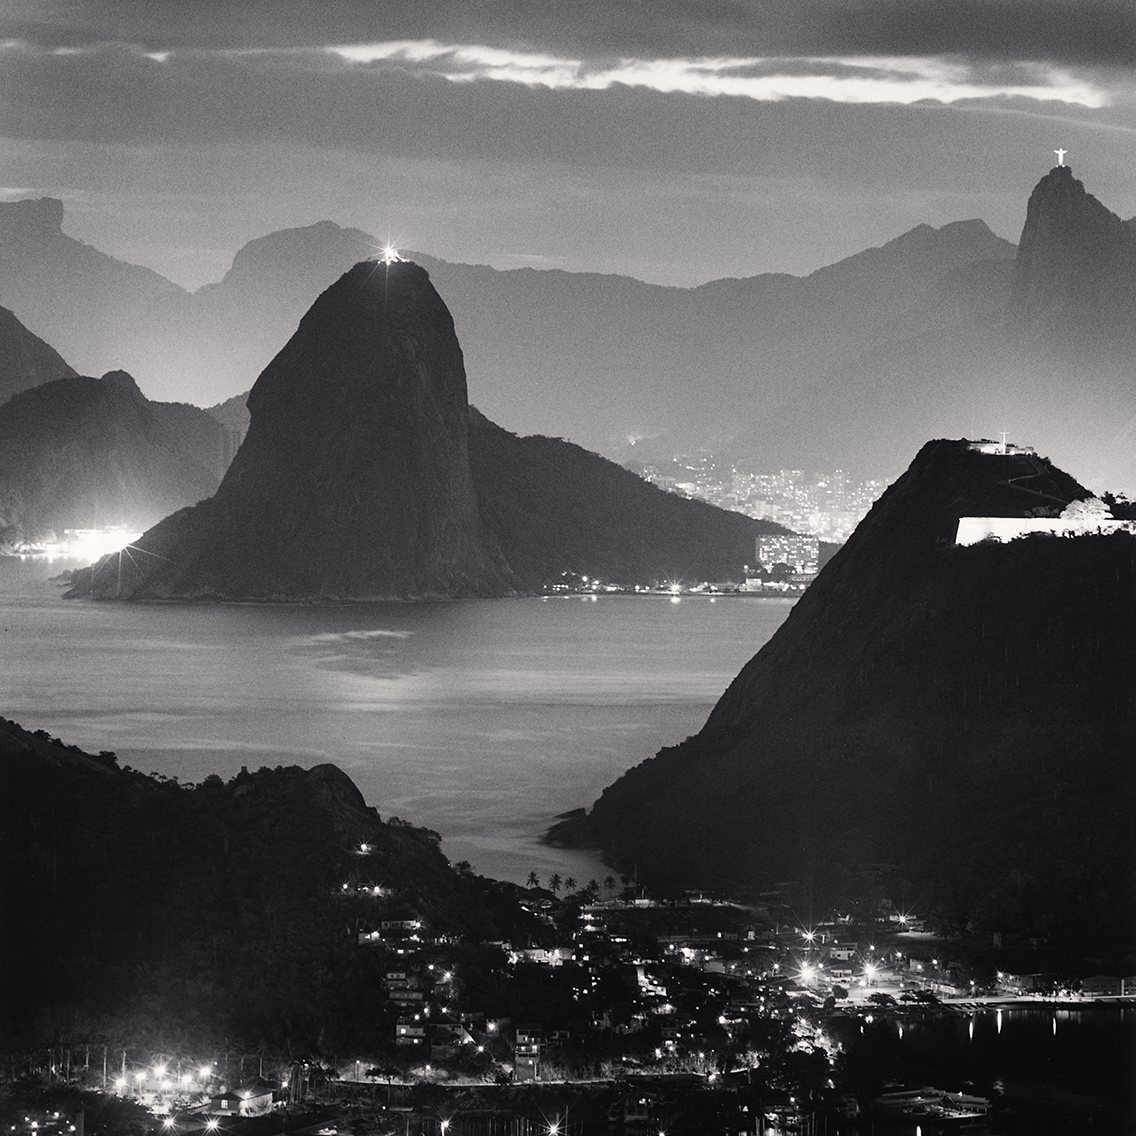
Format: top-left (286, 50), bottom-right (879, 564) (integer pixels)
top-left (68, 260), bottom-right (783, 600)
top-left (0, 371), bottom-right (226, 546)
top-left (0, 718), bottom-right (536, 1052)
top-left (552, 441), bottom-right (1136, 958)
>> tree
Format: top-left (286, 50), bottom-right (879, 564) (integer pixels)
top-left (564, 876), bottom-right (577, 892)
top-left (549, 873), bottom-right (562, 893)
top-left (526, 871), bottom-right (539, 888)
top-left (604, 875), bottom-right (617, 894)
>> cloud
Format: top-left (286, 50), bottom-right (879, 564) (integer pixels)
top-left (6, 0), bottom-right (1136, 67)
top-left (325, 40), bottom-right (1110, 106)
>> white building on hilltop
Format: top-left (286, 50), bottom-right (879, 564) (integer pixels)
top-left (956, 498), bottom-right (1136, 545)
top-left (967, 436), bottom-right (1037, 456)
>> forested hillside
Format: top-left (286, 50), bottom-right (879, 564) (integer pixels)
top-left (0, 719), bottom-right (537, 1053)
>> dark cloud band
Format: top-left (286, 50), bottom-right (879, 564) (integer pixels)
top-left (5, 0), bottom-right (1136, 67)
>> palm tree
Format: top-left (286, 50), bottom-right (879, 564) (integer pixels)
top-left (564, 876), bottom-right (577, 892)
top-left (526, 871), bottom-right (539, 888)
top-left (604, 875), bottom-right (617, 894)
top-left (549, 872), bottom-right (562, 893)
top-left (585, 879), bottom-right (601, 901)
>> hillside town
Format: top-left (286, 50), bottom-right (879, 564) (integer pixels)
top-left (9, 856), bottom-right (1133, 1136)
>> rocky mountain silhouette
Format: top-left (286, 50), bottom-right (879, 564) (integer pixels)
top-left (0, 304), bottom-right (77, 404)
top-left (756, 166), bottom-right (1136, 493)
top-left (0, 198), bottom-right (1016, 469)
top-left (1008, 164), bottom-right (1136, 358)
top-left (0, 197), bottom-right (184, 379)
top-left (73, 259), bottom-right (512, 600)
top-left (551, 440), bottom-right (1136, 955)
top-left (5, 169), bottom-right (1133, 492)
top-left (467, 409), bottom-right (784, 587)
top-left (68, 259), bottom-right (785, 600)
top-left (0, 370), bottom-right (225, 545)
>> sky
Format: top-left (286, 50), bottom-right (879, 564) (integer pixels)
top-left (3, 0), bottom-right (1136, 289)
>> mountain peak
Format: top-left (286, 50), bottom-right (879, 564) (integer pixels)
top-left (0, 197), bottom-right (64, 236)
top-left (1007, 164), bottom-right (1136, 354)
top-left (215, 220), bottom-right (377, 289)
top-left (74, 257), bottom-right (513, 600)
top-left (99, 369), bottom-right (145, 398)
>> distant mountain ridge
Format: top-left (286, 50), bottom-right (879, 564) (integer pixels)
top-left (551, 440), bottom-right (1136, 956)
top-left (3, 171), bottom-right (1133, 492)
top-left (0, 198), bottom-right (1017, 470)
top-left (0, 197), bottom-right (184, 379)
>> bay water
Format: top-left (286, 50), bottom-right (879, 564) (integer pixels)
top-left (3, 559), bottom-right (1132, 1120)
top-left (0, 557), bottom-right (792, 884)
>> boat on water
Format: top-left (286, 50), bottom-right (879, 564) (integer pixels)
top-left (875, 1086), bottom-right (991, 1123)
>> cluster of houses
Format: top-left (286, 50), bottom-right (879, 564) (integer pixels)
top-left (351, 891), bottom-right (912, 1082)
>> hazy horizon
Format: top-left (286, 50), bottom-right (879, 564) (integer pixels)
top-left (4, 1), bottom-right (1136, 291)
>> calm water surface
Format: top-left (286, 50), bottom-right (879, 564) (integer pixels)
top-left (0, 558), bottom-right (792, 882)
top-left (895, 1006), bottom-right (1136, 1133)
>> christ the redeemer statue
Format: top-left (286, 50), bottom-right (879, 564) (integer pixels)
top-left (1054, 148), bottom-right (1068, 166)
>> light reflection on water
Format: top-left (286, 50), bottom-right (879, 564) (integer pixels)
top-left (0, 559), bottom-right (792, 882)
top-left (898, 1005), bottom-right (1136, 1132)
